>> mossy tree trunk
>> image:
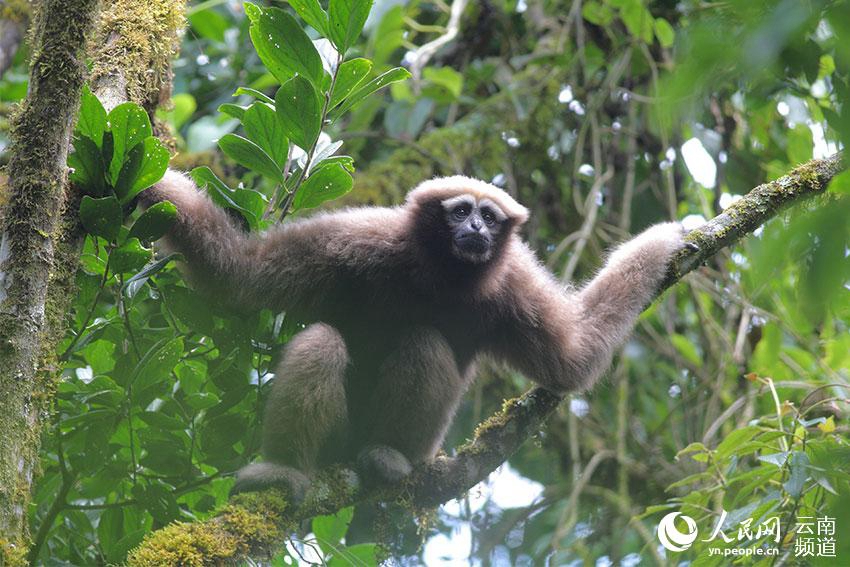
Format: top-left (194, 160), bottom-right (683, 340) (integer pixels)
top-left (0, 0), bottom-right (185, 561)
top-left (0, 0), bottom-right (101, 559)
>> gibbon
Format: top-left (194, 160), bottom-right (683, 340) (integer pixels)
top-left (143, 171), bottom-right (685, 500)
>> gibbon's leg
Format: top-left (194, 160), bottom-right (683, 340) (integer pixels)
top-left (232, 323), bottom-right (350, 499)
top-left (358, 328), bottom-right (467, 485)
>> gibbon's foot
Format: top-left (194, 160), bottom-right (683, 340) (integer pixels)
top-left (230, 462), bottom-right (311, 504)
top-left (356, 445), bottom-right (413, 486)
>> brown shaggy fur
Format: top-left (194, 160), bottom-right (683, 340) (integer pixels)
top-left (142, 170), bottom-right (684, 496)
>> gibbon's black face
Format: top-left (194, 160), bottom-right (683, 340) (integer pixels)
top-left (441, 194), bottom-right (507, 264)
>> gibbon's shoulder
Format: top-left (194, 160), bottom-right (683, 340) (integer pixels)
top-left (259, 204), bottom-right (410, 268)
top-left (274, 204), bottom-right (407, 240)
top-left (405, 175), bottom-right (529, 225)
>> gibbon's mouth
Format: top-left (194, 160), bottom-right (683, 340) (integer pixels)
top-left (456, 233), bottom-right (491, 254)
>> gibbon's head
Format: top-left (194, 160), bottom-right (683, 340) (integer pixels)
top-left (406, 176), bottom-right (529, 265)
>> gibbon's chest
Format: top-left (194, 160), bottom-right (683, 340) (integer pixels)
top-left (320, 271), bottom-right (493, 367)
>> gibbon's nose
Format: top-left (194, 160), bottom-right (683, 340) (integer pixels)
top-left (470, 217), bottom-right (483, 231)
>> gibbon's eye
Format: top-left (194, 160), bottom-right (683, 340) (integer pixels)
top-left (481, 209), bottom-right (497, 225)
top-left (453, 205), bottom-right (471, 219)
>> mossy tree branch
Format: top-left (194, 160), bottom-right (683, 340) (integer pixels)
top-left (0, 0), bottom-right (100, 560)
top-left (128, 153), bottom-right (845, 566)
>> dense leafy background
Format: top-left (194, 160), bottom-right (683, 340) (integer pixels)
top-left (1, 0), bottom-right (849, 564)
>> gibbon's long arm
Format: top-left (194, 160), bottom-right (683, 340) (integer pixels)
top-left (142, 170), bottom-right (404, 314)
top-left (492, 223), bottom-right (685, 393)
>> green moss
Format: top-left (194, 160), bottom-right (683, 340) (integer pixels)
top-left (127, 490), bottom-right (295, 566)
top-left (471, 395), bottom-right (521, 441)
top-left (90, 0), bottom-right (185, 112)
top-left (0, 0), bottom-right (29, 23)
top-left (126, 521), bottom-right (241, 567)
top-left (0, 538), bottom-right (28, 567)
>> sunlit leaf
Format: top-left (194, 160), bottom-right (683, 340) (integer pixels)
top-left (293, 163), bottom-right (353, 210)
top-left (190, 166), bottom-right (268, 230)
top-left (330, 67), bottom-right (411, 119)
top-left (108, 103), bottom-right (153, 183)
top-left (329, 58), bottom-right (372, 109)
top-left (243, 102), bottom-right (290, 169)
top-left (275, 76), bottom-right (322, 150)
top-left (218, 133), bottom-right (283, 183)
top-left (114, 137), bottom-right (170, 204)
top-left (328, 0), bottom-right (373, 53)
top-left (249, 6), bottom-right (323, 86)
top-left (288, 0), bottom-right (329, 36)
top-left (77, 85), bottom-right (107, 146)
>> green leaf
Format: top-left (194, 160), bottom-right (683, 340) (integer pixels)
top-left (107, 103), bottom-right (153, 183)
top-left (670, 333), bottom-right (701, 366)
top-left (233, 87), bottom-right (275, 105)
top-left (619, 1), bottom-right (653, 44)
top-left (293, 163), bottom-right (353, 211)
top-left (190, 166), bottom-right (268, 230)
top-left (328, 0), bottom-right (373, 53)
top-left (166, 93), bottom-right (196, 130)
top-left (110, 238), bottom-right (153, 274)
top-left (288, 0), bottom-right (329, 36)
top-left (218, 133), bottom-right (283, 183)
top-left (114, 137), bottom-right (170, 204)
top-left (787, 123), bottom-right (814, 164)
top-left (331, 67), bottom-right (411, 119)
top-left (327, 544), bottom-right (378, 567)
top-left (77, 85), bottom-right (107, 146)
top-left (132, 337), bottom-right (184, 392)
top-left (422, 66), bottom-right (464, 101)
top-left (188, 9), bottom-right (229, 42)
top-left (123, 253), bottom-right (178, 298)
top-left (582, 1), bottom-right (613, 25)
top-left (320, 155), bottom-right (354, 173)
top-left (164, 286), bottom-right (216, 334)
top-left (329, 58), bottom-right (372, 109)
top-left (828, 169), bottom-right (850, 194)
top-left (244, 1), bottom-right (262, 23)
top-left (653, 17), bottom-right (675, 48)
top-left (249, 7), bottom-right (323, 86)
top-left (218, 103), bottom-right (249, 120)
top-left (312, 507), bottom-right (354, 553)
top-left (69, 136), bottom-right (107, 196)
top-left (129, 201), bottom-right (177, 242)
top-left (185, 392), bottom-right (220, 411)
top-left (243, 103), bottom-right (290, 169)
top-left (715, 426), bottom-right (763, 460)
top-left (79, 195), bottom-right (122, 242)
top-left (309, 140), bottom-right (343, 174)
top-left (275, 76), bottom-right (322, 150)
top-left (783, 451), bottom-right (810, 497)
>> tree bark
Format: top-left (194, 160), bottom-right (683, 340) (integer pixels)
top-left (127, 152), bottom-right (845, 566)
top-left (0, 0), bottom-right (100, 559)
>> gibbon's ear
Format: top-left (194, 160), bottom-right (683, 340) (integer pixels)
top-left (406, 175), bottom-right (530, 226)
